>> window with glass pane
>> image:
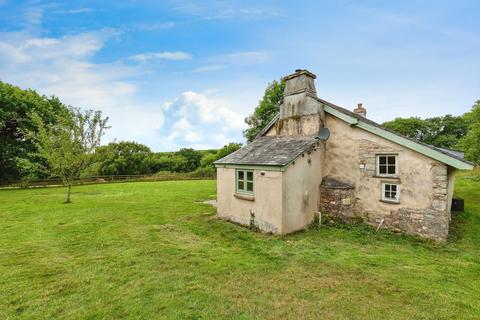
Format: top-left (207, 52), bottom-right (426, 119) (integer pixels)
top-left (377, 155), bottom-right (397, 176)
top-left (236, 169), bottom-right (254, 194)
top-left (382, 183), bottom-right (399, 202)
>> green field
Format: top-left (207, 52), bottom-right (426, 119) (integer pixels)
top-left (1, 178), bottom-right (479, 319)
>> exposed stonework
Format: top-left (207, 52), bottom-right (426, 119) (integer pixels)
top-left (319, 177), bottom-right (357, 223)
top-left (321, 137), bottom-right (451, 241)
top-left (358, 139), bottom-right (399, 177)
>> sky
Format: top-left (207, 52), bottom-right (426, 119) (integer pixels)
top-left (0, 0), bottom-right (479, 151)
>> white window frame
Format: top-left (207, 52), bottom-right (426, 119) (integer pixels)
top-left (381, 183), bottom-right (400, 203)
top-left (376, 154), bottom-right (398, 177)
top-left (236, 169), bottom-right (254, 194)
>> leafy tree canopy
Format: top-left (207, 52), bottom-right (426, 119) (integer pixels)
top-left (200, 142), bottom-right (242, 168)
top-left (382, 114), bottom-right (469, 149)
top-left (0, 81), bottom-right (68, 182)
top-left (176, 148), bottom-right (203, 172)
top-left (457, 100), bottom-right (480, 165)
top-left (96, 141), bottom-right (152, 176)
top-left (244, 80), bottom-right (285, 142)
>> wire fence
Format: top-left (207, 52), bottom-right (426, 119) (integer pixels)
top-left (0, 172), bottom-right (216, 189)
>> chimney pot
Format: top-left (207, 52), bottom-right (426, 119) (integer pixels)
top-left (354, 103), bottom-right (367, 117)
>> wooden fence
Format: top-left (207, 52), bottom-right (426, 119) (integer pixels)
top-left (0, 172), bottom-right (216, 189)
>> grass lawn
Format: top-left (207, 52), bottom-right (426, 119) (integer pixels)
top-left (1, 178), bottom-right (479, 319)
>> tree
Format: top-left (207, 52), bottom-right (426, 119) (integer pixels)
top-left (200, 153), bottom-right (218, 168)
top-left (383, 114), bottom-right (469, 149)
top-left (30, 108), bottom-right (109, 203)
top-left (244, 79), bottom-right (285, 142)
top-left (95, 141), bottom-right (152, 175)
top-left (0, 81), bottom-right (68, 183)
top-left (216, 142), bottom-right (242, 159)
top-left (200, 142), bottom-right (242, 168)
top-left (382, 117), bottom-right (428, 141)
top-left (457, 100), bottom-right (480, 165)
top-left (176, 148), bottom-right (202, 172)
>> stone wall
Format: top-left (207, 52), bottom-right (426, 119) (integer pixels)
top-left (322, 115), bottom-right (452, 241)
top-left (319, 177), bottom-right (357, 223)
top-left (357, 143), bottom-right (450, 241)
top-left (319, 167), bottom-right (450, 241)
top-left (358, 139), bottom-right (398, 177)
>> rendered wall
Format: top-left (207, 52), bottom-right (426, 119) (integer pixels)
top-left (282, 144), bottom-right (323, 233)
top-left (447, 167), bottom-right (456, 216)
top-left (216, 167), bottom-right (284, 233)
top-left (321, 114), bottom-right (452, 241)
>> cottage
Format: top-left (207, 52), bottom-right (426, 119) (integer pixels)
top-left (214, 70), bottom-right (473, 241)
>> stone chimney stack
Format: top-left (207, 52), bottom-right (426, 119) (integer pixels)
top-left (353, 103), bottom-right (366, 117)
top-left (275, 69), bottom-right (324, 137)
top-left (283, 69), bottom-right (317, 97)
top-left (279, 69), bottom-right (323, 120)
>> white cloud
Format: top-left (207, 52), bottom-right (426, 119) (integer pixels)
top-left (225, 51), bottom-right (269, 63)
top-left (158, 90), bottom-right (246, 150)
top-left (211, 51), bottom-right (270, 66)
top-left (193, 65), bottom-right (225, 73)
top-left (172, 1), bottom-right (284, 20)
top-left (192, 51), bottom-right (269, 72)
top-left (137, 21), bottom-right (176, 31)
top-left (185, 131), bottom-right (201, 142)
top-left (56, 8), bottom-right (95, 14)
top-left (180, 91), bottom-right (244, 128)
top-left (173, 117), bottom-right (192, 130)
top-left (205, 8), bottom-right (284, 20)
top-left (0, 28), bottom-right (165, 146)
top-left (130, 51), bottom-right (192, 62)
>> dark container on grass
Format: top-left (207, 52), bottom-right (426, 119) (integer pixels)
top-left (451, 198), bottom-right (464, 212)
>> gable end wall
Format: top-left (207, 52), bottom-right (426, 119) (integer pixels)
top-left (321, 114), bottom-right (452, 241)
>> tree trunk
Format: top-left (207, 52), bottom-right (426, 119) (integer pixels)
top-left (65, 181), bottom-right (72, 204)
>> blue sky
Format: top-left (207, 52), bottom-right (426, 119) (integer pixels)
top-left (0, 0), bottom-right (479, 151)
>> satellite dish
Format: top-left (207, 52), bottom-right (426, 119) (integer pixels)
top-left (315, 127), bottom-right (330, 141)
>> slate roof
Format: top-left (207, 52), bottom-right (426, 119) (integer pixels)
top-left (214, 136), bottom-right (318, 166)
top-left (435, 147), bottom-right (466, 161)
top-left (321, 176), bottom-right (354, 189)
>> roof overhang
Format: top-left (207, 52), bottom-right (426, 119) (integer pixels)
top-left (214, 163), bottom-right (286, 172)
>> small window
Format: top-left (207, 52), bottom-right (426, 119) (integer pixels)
top-left (377, 155), bottom-right (397, 176)
top-left (237, 169), bottom-right (254, 194)
top-left (382, 183), bottom-right (400, 202)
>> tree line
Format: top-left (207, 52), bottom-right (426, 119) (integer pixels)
top-left (0, 81), bottom-right (241, 201)
top-left (90, 141), bottom-right (241, 177)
